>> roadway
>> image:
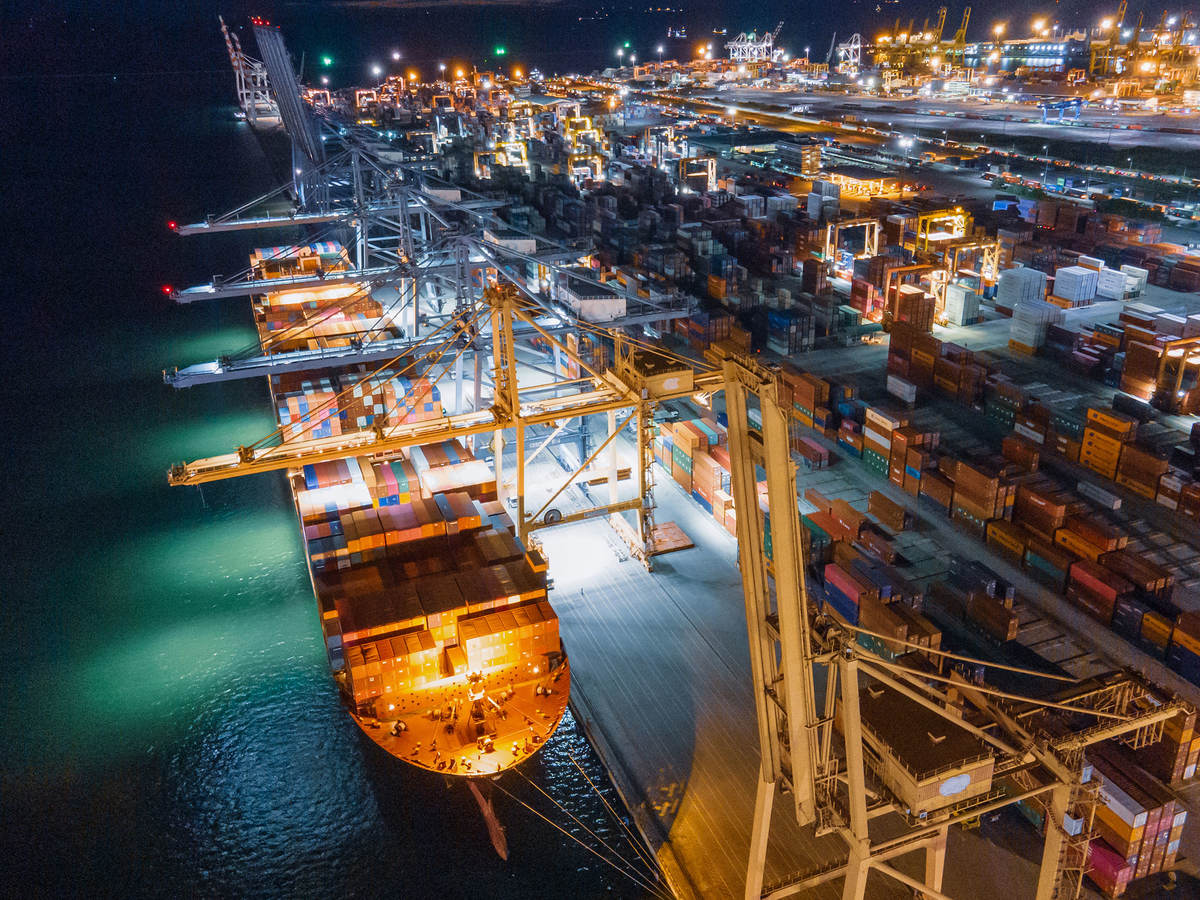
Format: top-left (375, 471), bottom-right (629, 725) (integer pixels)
top-left (688, 88), bottom-right (1200, 154)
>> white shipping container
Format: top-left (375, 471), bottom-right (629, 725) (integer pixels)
top-left (1096, 268), bottom-right (1128, 301)
top-left (1014, 422), bottom-right (1046, 444)
top-left (1053, 266), bottom-right (1099, 303)
top-left (1126, 301), bottom-right (1162, 317)
top-left (1095, 776), bottom-right (1148, 828)
top-left (997, 267), bottom-right (1047, 307)
top-left (886, 374), bottom-right (917, 404)
top-left (865, 408), bottom-right (902, 433)
top-left (1077, 480), bottom-right (1122, 510)
top-left (1120, 265), bottom-right (1148, 296)
top-left (1155, 313), bottom-right (1187, 336)
top-left (863, 427), bottom-right (892, 450)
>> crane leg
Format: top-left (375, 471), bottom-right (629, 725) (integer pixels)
top-left (745, 775), bottom-right (774, 900)
top-left (1035, 784), bottom-right (1070, 900)
top-left (924, 825), bottom-right (948, 898)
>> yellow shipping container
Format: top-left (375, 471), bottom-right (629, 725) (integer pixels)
top-left (1142, 611), bottom-right (1173, 649)
top-left (1115, 473), bottom-right (1157, 500)
top-left (1054, 528), bottom-right (1102, 562)
top-left (1087, 407), bottom-right (1136, 436)
top-left (1173, 624), bottom-right (1200, 658)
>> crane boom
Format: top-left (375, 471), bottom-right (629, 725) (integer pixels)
top-left (168, 285), bottom-right (723, 487)
top-left (953, 6), bottom-right (971, 45)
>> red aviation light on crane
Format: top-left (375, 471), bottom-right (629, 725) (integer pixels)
top-left (167, 220), bottom-right (178, 231)
top-left (161, 285), bottom-right (174, 295)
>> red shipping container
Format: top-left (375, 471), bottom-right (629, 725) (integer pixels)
top-left (1069, 560), bottom-right (1133, 604)
top-left (824, 563), bottom-right (865, 604)
top-left (1088, 839), bottom-right (1133, 897)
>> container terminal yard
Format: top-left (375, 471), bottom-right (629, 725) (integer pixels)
top-left (166, 14), bottom-right (1200, 900)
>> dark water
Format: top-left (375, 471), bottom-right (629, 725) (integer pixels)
top-left (0, 11), bottom-right (666, 898)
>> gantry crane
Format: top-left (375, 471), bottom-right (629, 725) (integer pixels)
top-left (217, 16), bottom-right (278, 124)
top-left (714, 347), bottom-right (1193, 900)
top-left (932, 6), bottom-right (948, 44)
top-left (944, 6), bottom-right (972, 66)
top-left (1090, 1), bottom-right (1129, 76)
top-left (169, 281), bottom-right (722, 562)
top-left (823, 217), bottom-right (881, 276)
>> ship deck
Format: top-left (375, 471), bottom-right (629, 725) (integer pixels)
top-left (353, 658), bottom-right (570, 777)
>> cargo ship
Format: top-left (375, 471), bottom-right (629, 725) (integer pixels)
top-left (248, 241), bottom-right (570, 778)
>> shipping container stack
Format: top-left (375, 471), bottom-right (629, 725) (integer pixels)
top-left (995, 267), bottom-right (1048, 316)
top-left (943, 283), bottom-right (982, 327)
top-left (1086, 740), bottom-right (1190, 897)
top-left (765, 308), bottom-right (816, 355)
top-left (889, 284), bottom-right (935, 333)
top-left (1050, 265), bottom-right (1099, 309)
top-left (310, 436), bottom-right (558, 714)
top-left (1009, 297), bottom-right (1065, 355)
top-left (774, 350), bottom-right (1200, 692)
top-left (274, 376), bottom-right (343, 440)
top-left (254, 253), bottom-right (562, 722)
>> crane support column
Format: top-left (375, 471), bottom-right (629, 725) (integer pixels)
top-left (723, 368), bottom-right (784, 785)
top-left (924, 824), bottom-right (948, 898)
top-left (455, 350), bottom-right (464, 414)
top-left (839, 654), bottom-right (871, 900)
top-left (607, 409), bottom-right (619, 506)
top-left (1035, 783), bottom-right (1071, 900)
top-left (745, 774), bottom-right (774, 900)
top-left (760, 375), bottom-right (818, 826)
top-left (635, 402), bottom-right (650, 546)
top-left (722, 352), bottom-right (821, 897)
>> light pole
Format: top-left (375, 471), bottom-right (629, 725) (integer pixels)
top-left (1042, 144), bottom-right (1049, 185)
top-left (657, 44), bottom-right (664, 63)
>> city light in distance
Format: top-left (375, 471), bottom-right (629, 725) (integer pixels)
top-left (321, 55), bottom-right (333, 66)
top-left (372, 64), bottom-right (382, 77)
top-left (392, 50), bottom-right (401, 61)
top-left (993, 22), bottom-right (1006, 38)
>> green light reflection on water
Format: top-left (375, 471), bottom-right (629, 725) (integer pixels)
top-left (19, 501), bottom-right (325, 772)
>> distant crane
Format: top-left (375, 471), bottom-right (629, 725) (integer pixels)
top-left (218, 16), bottom-right (278, 124)
top-left (932, 5), bottom-right (948, 43)
top-left (726, 22), bottom-right (785, 62)
top-left (825, 32), bottom-right (838, 65)
top-left (836, 33), bottom-right (863, 74)
top-left (952, 6), bottom-right (972, 46)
